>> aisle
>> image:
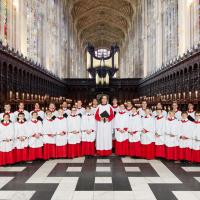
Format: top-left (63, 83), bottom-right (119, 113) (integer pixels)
top-left (0, 156), bottom-right (199, 200)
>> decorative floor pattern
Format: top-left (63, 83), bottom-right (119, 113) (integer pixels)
top-left (0, 156), bottom-right (199, 200)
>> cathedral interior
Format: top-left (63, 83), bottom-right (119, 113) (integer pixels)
top-left (0, 0), bottom-right (199, 110)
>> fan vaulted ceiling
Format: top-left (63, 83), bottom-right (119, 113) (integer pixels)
top-left (67, 0), bottom-right (135, 48)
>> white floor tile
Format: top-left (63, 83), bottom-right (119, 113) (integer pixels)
top-left (72, 191), bottom-right (94, 200)
top-left (96, 167), bottom-right (111, 172)
top-left (95, 177), bottom-right (112, 184)
top-left (97, 159), bottom-right (110, 163)
top-left (182, 167), bottom-right (200, 172)
top-left (94, 191), bottom-right (114, 200)
top-left (66, 167), bottom-right (82, 172)
top-left (125, 167), bottom-right (141, 172)
top-left (0, 167), bottom-right (26, 172)
top-left (172, 191), bottom-right (200, 200)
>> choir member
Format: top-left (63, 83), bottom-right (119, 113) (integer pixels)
top-left (125, 101), bottom-right (133, 115)
top-left (138, 100), bottom-right (148, 117)
top-left (14, 102), bottom-right (30, 121)
top-left (81, 106), bottom-right (96, 156)
top-left (172, 101), bottom-right (181, 120)
top-left (128, 107), bottom-right (142, 157)
top-left (67, 107), bottom-right (82, 158)
top-left (178, 112), bottom-right (194, 161)
top-left (30, 102), bottom-right (44, 121)
top-left (28, 112), bottom-right (43, 161)
top-left (55, 108), bottom-right (68, 158)
top-left (191, 111), bottom-right (200, 162)
top-left (14, 113), bottom-right (28, 162)
top-left (165, 111), bottom-right (180, 160)
top-left (48, 102), bottom-right (58, 120)
top-left (95, 95), bottom-right (114, 156)
top-left (0, 103), bottom-right (15, 122)
top-left (76, 100), bottom-right (85, 116)
top-left (155, 109), bottom-right (166, 158)
top-left (114, 103), bottom-right (129, 155)
top-left (141, 108), bottom-right (155, 159)
top-left (0, 113), bottom-right (15, 165)
top-left (42, 110), bottom-right (56, 160)
top-left (112, 98), bottom-right (120, 114)
top-left (62, 101), bottom-right (71, 117)
top-left (91, 98), bottom-right (98, 114)
top-left (187, 103), bottom-right (195, 122)
top-left (152, 102), bottom-right (167, 118)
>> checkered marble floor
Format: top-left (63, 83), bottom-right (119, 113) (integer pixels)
top-left (0, 156), bottom-right (199, 200)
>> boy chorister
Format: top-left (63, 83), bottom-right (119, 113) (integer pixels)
top-left (155, 109), bottom-right (166, 158)
top-left (141, 108), bottom-right (155, 159)
top-left (0, 103), bottom-right (15, 122)
top-left (76, 100), bottom-right (85, 115)
top-left (14, 113), bottom-right (28, 162)
top-left (81, 106), bottom-right (96, 156)
top-left (112, 98), bottom-right (120, 114)
top-left (91, 98), bottom-right (98, 115)
top-left (128, 107), bottom-right (142, 157)
top-left (165, 111), bottom-right (180, 160)
top-left (14, 102), bottom-right (30, 121)
top-left (178, 112), bottom-right (194, 161)
top-left (30, 103), bottom-right (45, 121)
top-left (0, 113), bottom-right (15, 165)
top-left (138, 100), bottom-right (148, 118)
top-left (152, 102), bottom-right (167, 118)
top-left (54, 109), bottom-right (68, 158)
top-left (67, 107), bottom-right (82, 158)
top-left (187, 103), bottom-right (195, 122)
top-left (172, 102), bottom-right (181, 120)
top-left (125, 101), bottom-right (133, 115)
top-left (48, 103), bottom-right (58, 120)
top-left (28, 112), bottom-right (43, 161)
top-left (114, 104), bottom-right (129, 156)
top-left (192, 111), bottom-right (200, 162)
top-left (42, 110), bottom-right (56, 160)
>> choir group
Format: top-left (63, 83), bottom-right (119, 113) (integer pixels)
top-left (0, 96), bottom-right (199, 166)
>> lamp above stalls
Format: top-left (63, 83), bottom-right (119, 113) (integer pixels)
top-left (86, 44), bottom-right (119, 85)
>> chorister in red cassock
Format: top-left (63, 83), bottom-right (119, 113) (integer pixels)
top-left (178, 112), bottom-right (194, 161)
top-left (155, 109), bottom-right (166, 158)
top-left (192, 111), bottom-right (200, 163)
top-left (81, 106), bottom-right (96, 156)
top-left (54, 109), bottom-right (68, 158)
top-left (114, 104), bottom-right (129, 156)
top-left (14, 102), bottom-right (30, 121)
top-left (0, 103), bottom-right (15, 122)
top-left (128, 107), bottom-right (142, 157)
top-left (141, 108), bottom-right (155, 160)
top-left (67, 107), bottom-right (82, 158)
top-left (42, 110), bottom-right (56, 160)
top-left (14, 113), bottom-right (29, 162)
top-left (95, 95), bottom-right (114, 156)
top-left (30, 103), bottom-right (45, 121)
top-left (172, 102), bottom-right (182, 120)
top-left (28, 112), bottom-right (43, 160)
top-left (165, 111), bottom-right (180, 160)
top-left (0, 113), bottom-right (15, 165)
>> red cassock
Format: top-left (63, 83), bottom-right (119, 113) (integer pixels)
top-left (67, 115), bottom-right (82, 158)
top-left (114, 111), bottom-right (129, 156)
top-left (95, 104), bottom-right (114, 156)
top-left (0, 122), bottom-right (15, 165)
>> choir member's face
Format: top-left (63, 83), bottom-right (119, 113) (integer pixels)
top-left (19, 103), bottom-right (24, 110)
top-left (71, 108), bottom-right (77, 115)
top-left (172, 103), bottom-right (178, 110)
top-left (142, 101), bottom-right (147, 109)
top-left (58, 109), bottom-right (64, 116)
top-left (195, 114), bottom-right (200, 121)
top-left (32, 113), bottom-right (38, 120)
top-left (168, 112), bottom-right (175, 118)
top-left (49, 104), bottom-right (55, 110)
top-left (62, 102), bottom-right (67, 108)
top-left (127, 102), bottom-right (132, 108)
top-left (4, 104), bottom-right (11, 111)
top-left (156, 103), bottom-right (162, 109)
top-left (18, 114), bottom-right (25, 121)
top-left (86, 107), bottom-right (91, 113)
top-left (131, 107), bottom-right (137, 113)
top-left (101, 96), bottom-right (107, 105)
top-left (92, 99), bottom-right (98, 106)
top-left (35, 103), bottom-right (40, 109)
top-left (74, 103), bottom-right (78, 108)
top-left (46, 112), bottom-right (52, 119)
top-left (181, 113), bottom-right (188, 120)
top-left (119, 105), bottom-right (125, 111)
top-left (112, 99), bottom-right (117, 105)
top-left (145, 109), bottom-right (150, 116)
top-left (156, 110), bottom-right (162, 116)
top-left (188, 103), bottom-right (194, 110)
top-left (77, 101), bottom-right (82, 108)
top-left (3, 115), bottom-right (10, 122)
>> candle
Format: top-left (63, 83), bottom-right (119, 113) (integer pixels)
top-left (183, 92), bottom-right (186, 99)
top-left (195, 91), bottom-right (198, 99)
top-left (189, 91), bottom-right (191, 99)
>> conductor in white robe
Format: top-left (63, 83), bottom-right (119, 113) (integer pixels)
top-left (95, 95), bottom-right (114, 156)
